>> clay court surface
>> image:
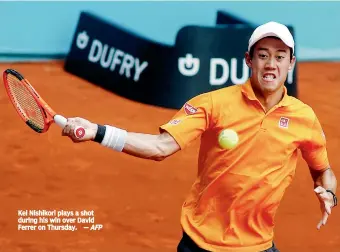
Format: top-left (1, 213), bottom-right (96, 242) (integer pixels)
top-left (0, 61), bottom-right (339, 252)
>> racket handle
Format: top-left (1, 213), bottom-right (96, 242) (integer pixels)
top-left (54, 115), bottom-right (86, 139)
top-left (54, 114), bottom-right (67, 128)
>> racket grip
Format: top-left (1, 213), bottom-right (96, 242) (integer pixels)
top-left (54, 115), bottom-right (85, 139)
top-left (54, 115), bottom-right (67, 128)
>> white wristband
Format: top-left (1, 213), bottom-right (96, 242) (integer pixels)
top-left (101, 125), bottom-right (127, 152)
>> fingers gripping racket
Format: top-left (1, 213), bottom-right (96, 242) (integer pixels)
top-left (3, 69), bottom-right (85, 138)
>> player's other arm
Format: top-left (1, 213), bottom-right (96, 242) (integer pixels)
top-left (310, 167), bottom-right (337, 194)
top-left (300, 115), bottom-right (337, 229)
top-left (301, 115), bottom-right (337, 195)
top-left (309, 166), bottom-right (337, 229)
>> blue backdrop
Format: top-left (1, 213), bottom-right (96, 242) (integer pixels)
top-left (1, 1), bottom-right (339, 62)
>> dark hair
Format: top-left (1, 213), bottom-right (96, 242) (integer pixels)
top-left (249, 36), bottom-right (293, 60)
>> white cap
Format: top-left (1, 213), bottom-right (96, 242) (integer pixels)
top-left (248, 21), bottom-right (295, 53)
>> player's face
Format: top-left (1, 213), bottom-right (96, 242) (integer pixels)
top-left (245, 37), bottom-right (295, 95)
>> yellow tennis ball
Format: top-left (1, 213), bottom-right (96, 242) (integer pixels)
top-left (218, 129), bottom-right (239, 149)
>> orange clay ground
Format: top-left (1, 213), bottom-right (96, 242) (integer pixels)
top-left (0, 61), bottom-right (339, 252)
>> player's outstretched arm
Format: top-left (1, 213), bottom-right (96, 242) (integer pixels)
top-left (62, 117), bottom-right (180, 161)
top-left (123, 132), bottom-right (180, 161)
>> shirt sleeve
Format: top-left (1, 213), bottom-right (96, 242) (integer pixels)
top-left (300, 115), bottom-right (329, 171)
top-left (159, 92), bottom-right (212, 149)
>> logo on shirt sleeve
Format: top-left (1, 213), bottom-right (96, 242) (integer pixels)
top-left (278, 117), bottom-right (289, 128)
top-left (169, 119), bottom-right (181, 125)
top-left (184, 103), bottom-right (198, 115)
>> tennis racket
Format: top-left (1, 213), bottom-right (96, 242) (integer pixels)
top-left (2, 69), bottom-right (85, 138)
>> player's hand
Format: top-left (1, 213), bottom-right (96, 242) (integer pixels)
top-left (62, 117), bottom-right (98, 143)
top-left (314, 186), bottom-right (335, 230)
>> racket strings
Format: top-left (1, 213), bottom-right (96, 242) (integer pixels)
top-left (7, 74), bottom-right (45, 131)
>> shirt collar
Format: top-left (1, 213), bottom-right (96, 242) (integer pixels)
top-left (241, 79), bottom-right (292, 107)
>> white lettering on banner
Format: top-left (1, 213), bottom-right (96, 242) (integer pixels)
top-left (231, 58), bottom-right (249, 85)
top-left (87, 39), bottom-right (148, 82)
top-left (76, 31), bottom-right (89, 50)
top-left (100, 44), bottom-right (115, 68)
top-left (210, 58), bottom-right (229, 85)
top-left (88, 39), bottom-right (101, 62)
top-left (210, 58), bottom-right (249, 85)
top-left (178, 54), bottom-right (200, 76)
top-left (178, 54), bottom-right (295, 86)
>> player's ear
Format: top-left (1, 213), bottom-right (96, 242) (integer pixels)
top-left (289, 55), bottom-right (296, 71)
top-left (245, 52), bottom-right (252, 68)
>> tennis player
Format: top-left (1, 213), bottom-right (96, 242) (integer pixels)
top-left (62, 21), bottom-right (337, 252)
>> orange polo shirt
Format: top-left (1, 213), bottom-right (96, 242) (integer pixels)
top-left (160, 79), bottom-right (329, 252)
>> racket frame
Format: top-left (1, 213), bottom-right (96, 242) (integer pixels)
top-left (3, 69), bottom-right (59, 133)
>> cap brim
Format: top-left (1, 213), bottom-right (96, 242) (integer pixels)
top-left (249, 32), bottom-right (294, 53)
